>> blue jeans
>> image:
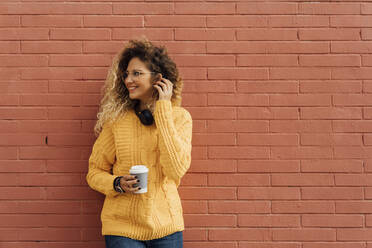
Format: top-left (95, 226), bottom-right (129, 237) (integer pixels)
top-left (104, 231), bottom-right (183, 248)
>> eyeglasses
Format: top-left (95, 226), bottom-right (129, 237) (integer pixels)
top-left (123, 70), bottom-right (155, 80)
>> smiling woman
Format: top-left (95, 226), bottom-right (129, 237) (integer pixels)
top-left (86, 38), bottom-right (192, 248)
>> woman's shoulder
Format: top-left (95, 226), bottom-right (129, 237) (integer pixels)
top-left (172, 105), bottom-right (192, 122)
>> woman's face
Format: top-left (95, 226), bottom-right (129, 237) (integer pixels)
top-left (124, 57), bottom-right (155, 103)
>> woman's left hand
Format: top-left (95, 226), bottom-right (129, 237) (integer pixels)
top-left (153, 75), bottom-right (173, 101)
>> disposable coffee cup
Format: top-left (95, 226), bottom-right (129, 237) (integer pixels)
top-left (129, 165), bottom-right (149, 194)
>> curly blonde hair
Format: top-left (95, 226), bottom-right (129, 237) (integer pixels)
top-left (94, 38), bottom-right (184, 137)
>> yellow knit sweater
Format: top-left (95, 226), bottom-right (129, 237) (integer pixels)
top-left (86, 100), bottom-right (192, 241)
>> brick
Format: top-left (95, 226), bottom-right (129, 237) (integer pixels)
top-left (363, 29), bottom-right (372, 40)
top-left (238, 160), bottom-right (300, 173)
top-left (267, 42), bottom-right (329, 54)
top-left (184, 228), bottom-right (207, 241)
top-left (332, 42), bottom-right (372, 53)
top-left (334, 147), bottom-right (372, 159)
top-left (189, 160), bottom-right (237, 173)
top-left (47, 187), bottom-right (98, 200)
top-left (364, 134), bottom-right (372, 145)
top-left (300, 80), bottom-right (362, 93)
top-left (183, 93), bottom-right (207, 107)
top-left (237, 29), bottom-right (297, 41)
top-left (175, 28), bottom-right (234, 41)
top-left (207, 16), bottom-right (267, 28)
top-left (301, 134), bottom-right (362, 146)
top-left (50, 28), bottom-right (110, 40)
top-left (208, 200), bottom-right (271, 214)
top-left (269, 16), bottom-right (329, 27)
top-left (46, 160), bottom-right (86, 173)
top-left (175, 3), bottom-right (235, 14)
top-left (181, 174), bottom-right (207, 187)
top-left (112, 28), bottom-right (173, 41)
top-left (0, 95), bottom-right (18, 105)
top-left (182, 201), bottom-right (208, 214)
top-left (270, 68), bottom-right (331, 80)
top-left (208, 120), bottom-right (269, 132)
top-left (343, 202), bottom-right (372, 213)
top-left (48, 107), bottom-right (97, 120)
top-left (22, 15), bottom-right (82, 27)
top-left (0, 160), bottom-right (45, 173)
top-left (301, 160), bottom-right (363, 173)
top-left (50, 55), bottom-right (112, 67)
top-left (22, 68), bottom-right (84, 80)
top-left (237, 134), bottom-right (298, 146)
top-left (333, 120), bottom-right (372, 132)
top-left (237, 55), bottom-right (298, 66)
top-left (84, 16), bottom-right (142, 28)
top-left (238, 107), bottom-right (299, 120)
top-left (0, 15), bottom-right (19, 27)
top-left (0, 187), bottom-right (45, 200)
top-left (271, 147), bottom-right (332, 159)
top-left (338, 229), bottom-right (372, 241)
top-left (183, 80), bottom-right (235, 93)
top-left (270, 120), bottom-right (332, 133)
top-left (208, 93), bottom-right (268, 106)
top-left (336, 175), bottom-right (372, 186)
top-left (299, 28), bottom-right (360, 41)
top-left (300, 55), bottom-right (360, 66)
top-left (273, 228), bottom-right (335, 241)
top-left (114, 3), bottom-right (173, 14)
top-left (302, 187), bottom-right (363, 200)
top-left (272, 174), bottom-right (334, 186)
top-left (364, 188), bottom-right (372, 199)
top-left (49, 80), bottom-right (102, 93)
top-left (362, 55), bottom-right (372, 66)
top-left (299, 3), bottom-right (360, 14)
top-left (173, 55), bottom-right (235, 67)
top-left (303, 243), bottom-right (365, 248)
top-left (272, 201), bottom-right (335, 214)
top-left (20, 147), bottom-right (82, 160)
top-left (22, 41), bottom-right (82, 53)
top-left (303, 214), bottom-right (363, 227)
top-left (0, 107), bottom-right (47, 120)
top-left (331, 16), bottom-right (372, 27)
top-left (240, 243), bottom-right (301, 248)
top-left (207, 41), bottom-right (266, 54)
top-left (179, 187), bottom-right (236, 200)
top-left (208, 68), bottom-right (268, 80)
top-left (192, 133), bottom-right (235, 146)
top-left (18, 120), bottom-right (81, 133)
top-left (188, 107), bottom-right (236, 120)
top-left (363, 4), bottom-right (372, 14)
top-left (0, 134), bottom-right (44, 146)
top-left (179, 67), bottom-right (207, 80)
top-left (300, 107), bottom-right (362, 119)
top-left (208, 174), bottom-right (270, 187)
top-left (209, 228), bottom-right (270, 241)
top-left (334, 94), bottom-right (372, 106)
top-left (0, 41), bottom-right (20, 53)
top-left (19, 227), bottom-right (81, 241)
top-left (208, 147), bottom-right (270, 159)
top-left (270, 94), bottom-right (331, 106)
top-left (184, 214), bottom-right (236, 227)
top-left (238, 3), bottom-right (297, 14)
top-left (0, 28), bottom-right (49, 40)
top-left (145, 15), bottom-right (205, 28)
top-left (238, 187), bottom-right (300, 200)
top-left (365, 109), bottom-right (372, 119)
top-left (158, 41), bottom-right (206, 53)
top-left (239, 214), bottom-right (300, 227)
top-left (0, 3), bottom-right (112, 14)
top-left (239, 81), bottom-right (299, 93)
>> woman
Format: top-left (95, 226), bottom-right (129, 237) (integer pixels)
top-left (86, 38), bottom-right (192, 248)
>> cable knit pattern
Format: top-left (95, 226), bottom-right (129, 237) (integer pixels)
top-left (86, 100), bottom-right (193, 241)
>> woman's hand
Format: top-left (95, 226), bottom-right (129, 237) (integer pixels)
top-left (119, 175), bottom-right (140, 193)
top-left (153, 75), bottom-right (173, 101)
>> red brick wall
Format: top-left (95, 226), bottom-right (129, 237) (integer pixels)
top-left (1, 1), bottom-right (372, 247)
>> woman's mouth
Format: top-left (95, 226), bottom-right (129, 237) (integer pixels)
top-left (127, 86), bottom-right (138, 92)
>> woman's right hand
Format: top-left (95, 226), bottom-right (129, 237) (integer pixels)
top-left (120, 175), bottom-right (140, 193)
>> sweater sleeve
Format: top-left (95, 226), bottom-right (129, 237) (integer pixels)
top-left (154, 100), bottom-right (193, 185)
top-left (86, 122), bottom-right (120, 197)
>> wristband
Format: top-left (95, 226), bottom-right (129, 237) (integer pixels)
top-left (113, 176), bottom-right (125, 193)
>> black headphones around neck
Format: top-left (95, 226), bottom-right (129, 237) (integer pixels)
top-left (134, 101), bottom-right (154, 126)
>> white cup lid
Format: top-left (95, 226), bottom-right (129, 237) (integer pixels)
top-left (130, 165), bottom-right (149, 174)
